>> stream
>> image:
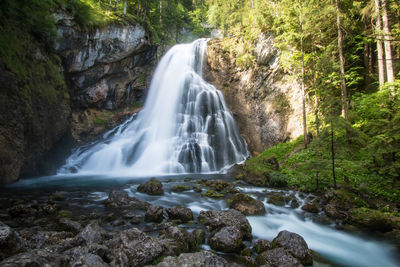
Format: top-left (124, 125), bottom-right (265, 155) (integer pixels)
top-left (3, 174), bottom-right (399, 267)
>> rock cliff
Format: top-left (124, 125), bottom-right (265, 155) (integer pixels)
top-left (0, 12), bottom-right (156, 184)
top-left (204, 35), bottom-right (304, 154)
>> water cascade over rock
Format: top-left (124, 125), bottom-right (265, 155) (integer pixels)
top-left (60, 39), bottom-right (249, 175)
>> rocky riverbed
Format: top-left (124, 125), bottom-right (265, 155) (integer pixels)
top-left (0, 174), bottom-right (399, 267)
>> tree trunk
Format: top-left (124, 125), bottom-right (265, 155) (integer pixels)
top-left (116, 0), bottom-right (119, 9)
top-left (143, 0), bottom-right (148, 19)
top-left (374, 0), bottom-right (386, 86)
top-left (381, 0), bottom-right (394, 83)
top-left (363, 19), bottom-right (372, 87)
top-left (331, 118), bottom-right (337, 189)
top-left (123, 0), bottom-right (127, 15)
top-left (335, 0), bottom-right (348, 120)
top-left (299, 0), bottom-right (308, 148)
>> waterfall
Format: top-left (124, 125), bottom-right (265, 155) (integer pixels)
top-left (60, 39), bottom-right (249, 176)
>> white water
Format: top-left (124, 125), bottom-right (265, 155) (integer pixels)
top-left (60, 39), bottom-right (249, 175)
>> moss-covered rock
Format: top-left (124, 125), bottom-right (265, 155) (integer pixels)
top-left (171, 185), bottom-right (191, 192)
top-left (138, 178), bottom-right (164, 195)
top-left (229, 193), bottom-right (266, 215)
top-left (349, 208), bottom-right (400, 232)
top-left (201, 190), bottom-right (225, 199)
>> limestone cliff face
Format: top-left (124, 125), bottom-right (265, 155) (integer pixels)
top-left (55, 12), bottom-right (156, 111)
top-left (0, 13), bottom-right (157, 184)
top-left (204, 35), bottom-right (304, 154)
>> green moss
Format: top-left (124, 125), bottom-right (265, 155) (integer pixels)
top-left (201, 189), bottom-right (225, 199)
top-left (350, 207), bottom-right (400, 232)
top-left (93, 117), bottom-right (108, 125)
top-left (171, 185), bottom-right (190, 192)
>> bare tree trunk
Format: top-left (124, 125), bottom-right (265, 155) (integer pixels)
top-left (374, 0), bottom-right (385, 86)
top-left (123, 0), bottom-right (127, 15)
top-left (335, 0), bottom-right (348, 120)
top-left (160, 0), bottom-right (162, 25)
top-left (381, 0), bottom-right (394, 83)
top-left (143, 0), bottom-right (148, 19)
top-left (331, 117), bottom-right (337, 189)
top-left (116, 0), bottom-right (119, 9)
top-left (299, 0), bottom-right (308, 148)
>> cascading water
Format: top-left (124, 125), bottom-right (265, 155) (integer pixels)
top-left (60, 39), bottom-right (249, 175)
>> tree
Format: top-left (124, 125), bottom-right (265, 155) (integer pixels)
top-left (299, 0), bottom-right (308, 148)
top-left (374, 0), bottom-right (386, 85)
top-left (381, 0), bottom-right (394, 83)
top-left (335, 0), bottom-right (349, 120)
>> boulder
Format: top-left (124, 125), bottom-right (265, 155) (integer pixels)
top-left (209, 226), bottom-right (243, 253)
top-left (257, 247), bottom-right (303, 267)
top-left (105, 190), bottom-right (149, 210)
top-left (189, 229), bottom-right (206, 251)
top-left (198, 209), bottom-right (252, 240)
top-left (253, 239), bottom-right (273, 254)
top-left (106, 228), bottom-right (163, 266)
top-left (166, 206), bottom-right (193, 223)
top-left (301, 202), bottom-right (319, 214)
top-left (272, 230), bottom-right (313, 265)
top-left (77, 221), bottom-right (105, 245)
top-left (145, 205), bottom-right (164, 223)
top-left (59, 218), bottom-right (82, 234)
top-left (229, 193), bottom-right (266, 215)
top-left (0, 222), bottom-right (25, 260)
top-left (0, 249), bottom-right (66, 267)
top-left (138, 178), bottom-right (164, 195)
top-left (151, 250), bottom-right (231, 267)
top-left (69, 253), bottom-right (109, 267)
top-left (158, 224), bottom-right (192, 256)
top-left (266, 192), bottom-right (289, 206)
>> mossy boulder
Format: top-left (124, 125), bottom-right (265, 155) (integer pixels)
top-left (171, 185), bottom-right (190, 192)
top-left (349, 208), bottom-right (400, 232)
top-left (229, 193), bottom-right (266, 215)
top-left (253, 239), bottom-right (273, 254)
top-left (301, 202), bottom-right (320, 214)
top-left (138, 178), bottom-right (164, 195)
top-left (209, 226), bottom-right (243, 253)
top-left (201, 190), bottom-right (225, 199)
top-left (166, 206), bottom-right (193, 223)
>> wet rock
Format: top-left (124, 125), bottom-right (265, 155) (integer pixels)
top-left (0, 249), bottom-right (66, 267)
top-left (8, 201), bottom-right (38, 217)
top-left (145, 205), bottom-right (164, 223)
top-left (77, 220), bottom-right (105, 245)
top-left (69, 253), bottom-right (109, 267)
top-left (106, 228), bottom-right (163, 266)
top-left (24, 230), bottom-right (74, 250)
top-left (324, 203), bottom-right (340, 218)
top-left (301, 202), bottom-right (319, 214)
top-left (0, 222), bottom-right (25, 260)
top-left (158, 224), bottom-right (192, 256)
top-left (171, 185), bottom-right (191, 192)
top-left (49, 192), bottom-right (66, 202)
top-left (105, 190), bottom-right (149, 210)
top-left (138, 178), bottom-right (164, 195)
top-left (59, 218), bottom-right (82, 234)
top-left (229, 193), bottom-right (266, 215)
top-left (193, 186), bottom-right (202, 193)
top-left (290, 198), bottom-right (300, 209)
top-left (253, 239), bottom-right (273, 254)
top-left (189, 229), bottom-right (206, 251)
top-left (199, 209), bottom-right (252, 240)
top-left (257, 247), bottom-right (303, 267)
top-left (272, 230), bottom-right (313, 265)
top-left (150, 250), bottom-right (231, 267)
top-left (64, 244), bottom-right (109, 263)
top-left (266, 192), bottom-right (289, 206)
top-left (209, 226), bottom-right (243, 253)
top-left (123, 212), bottom-right (142, 224)
top-left (106, 190), bottom-right (131, 206)
top-left (166, 206), bottom-right (193, 223)
top-left (238, 255), bottom-right (257, 267)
